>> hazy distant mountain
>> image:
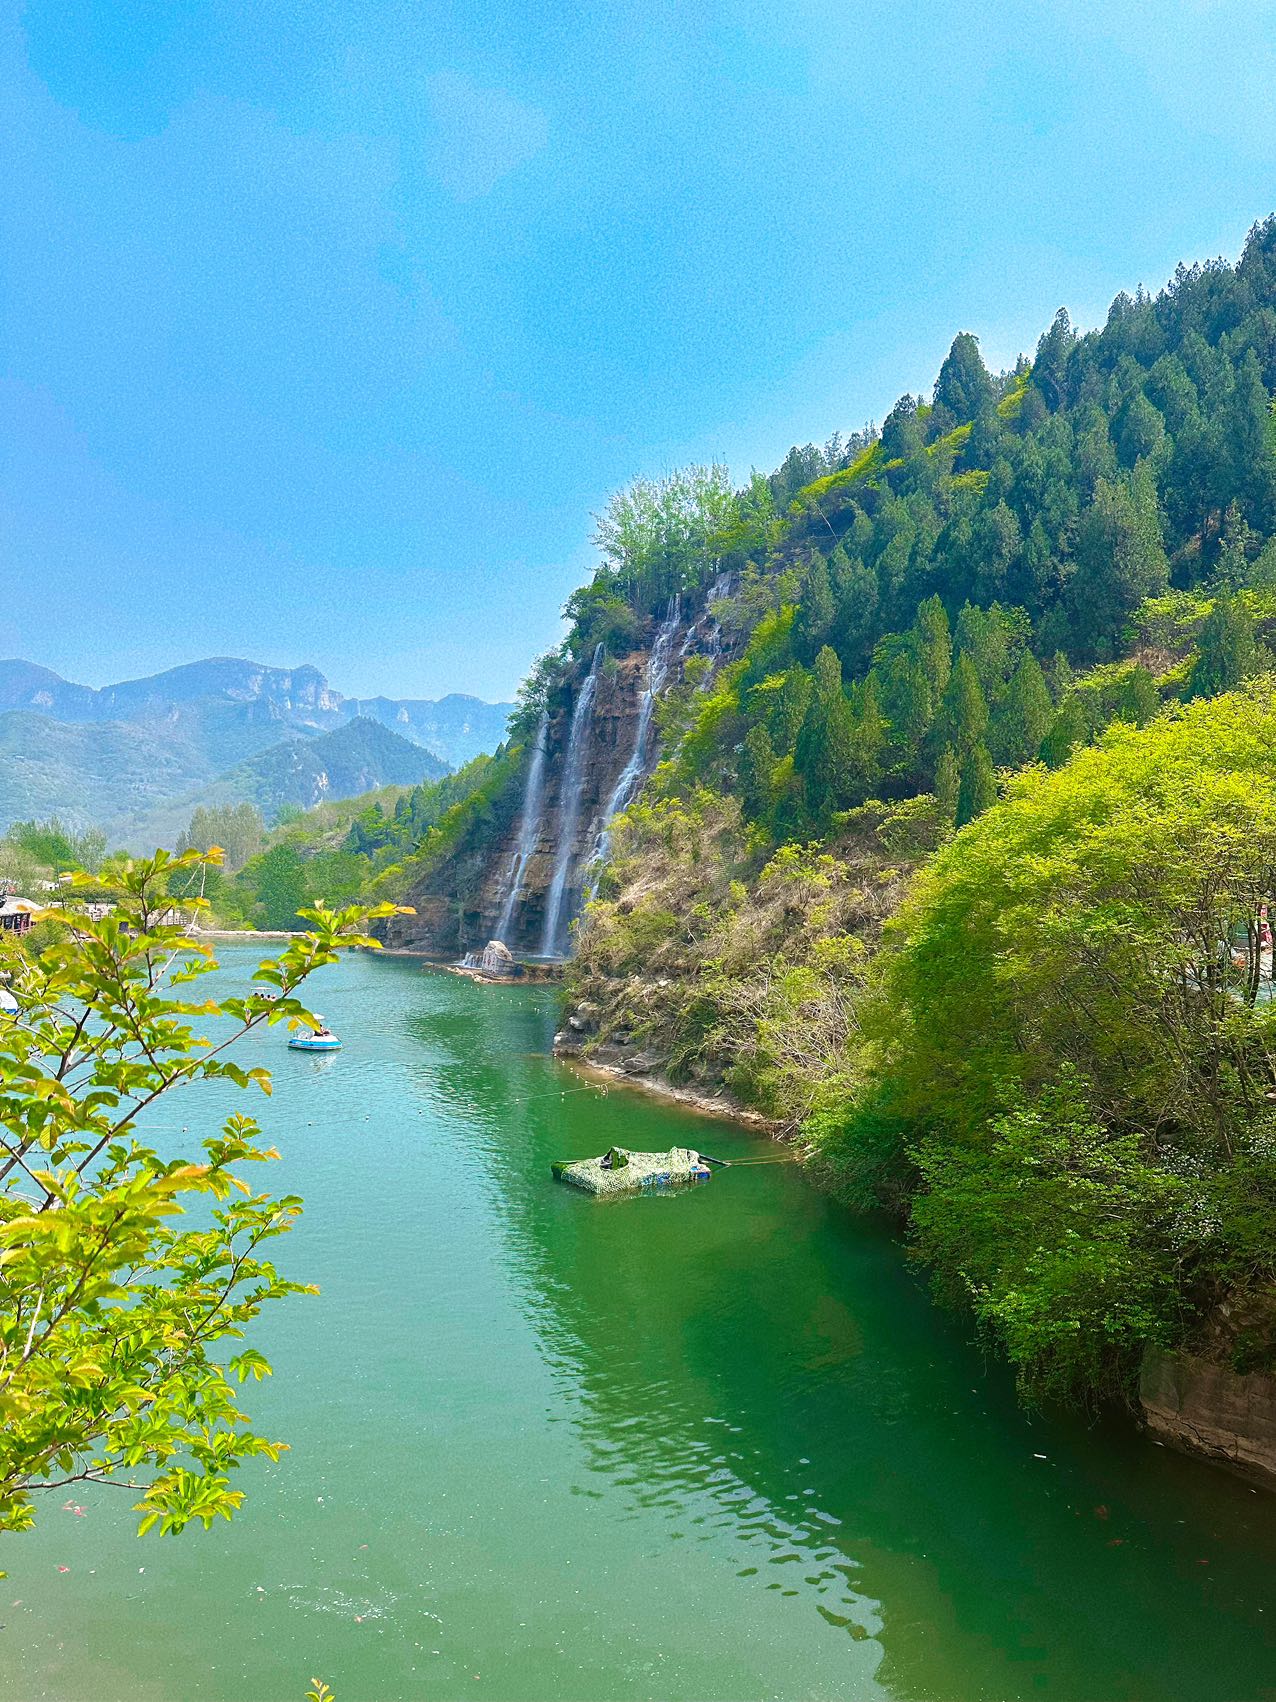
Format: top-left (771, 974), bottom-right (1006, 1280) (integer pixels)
top-left (0, 656), bottom-right (511, 843)
top-left (337, 694), bottom-right (513, 766)
top-left (0, 658), bottom-right (510, 766)
top-left (115, 719), bottom-right (449, 851)
top-left (0, 710), bottom-right (217, 833)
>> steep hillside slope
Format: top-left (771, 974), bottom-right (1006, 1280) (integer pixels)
top-left (364, 219), bottom-right (1276, 1447)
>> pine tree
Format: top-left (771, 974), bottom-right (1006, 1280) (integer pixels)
top-left (1033, 307), bottom-right (1077, 411)
top-left (956, 745), bottom-right (997, 826)
top-left (796, 551), bottom-right (835, 660)
top-left (1114, 665), bottom-right (1160, 726)
top-left (914, 595), bottom-right (952, 697)
top-left (877, 650), bottom-right (932, 763)
top-left (1213, 501), bottom-right (1254, 590)
top-left (771, 667), bottom-right (812, 755)
top-left (794, 648), bottom-right (846, 817)
top-left (849, 677), bottom-right (885, 798)
top-left (993, 653), bottom-right (1054, 765)
top-left (1048, 651), bottom-right (1074, 699)
top-left (739, 724), bottom-right (777, 822)
top-left (934, 744), bottom-right (961, 823)
top-left (935, 653), bottom-right (989, 754)
top-left (829, 548), bottom-right (880, 670)
top-left (1040, 696), bottom-right (1088, 767)
top-left (933, 332), bottom-right (995, 424)
top-left (1069, 468), bottom-right (1169, 652)
top-left (1190, 594), bottom-right (1257, 698)
top-left (1115, 391), bottom-right (1166, 467)
top-left (881, 394), bottom-right (924, 459)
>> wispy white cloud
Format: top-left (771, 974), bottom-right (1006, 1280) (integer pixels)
top-left (423, 70), bottom-right (548, 201)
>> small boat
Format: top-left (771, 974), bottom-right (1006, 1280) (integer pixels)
top-left (288, 1019), bottom-right (341, 1052)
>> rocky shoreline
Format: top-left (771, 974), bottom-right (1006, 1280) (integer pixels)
top-left (553, 1040), bottom-right (784, 1132)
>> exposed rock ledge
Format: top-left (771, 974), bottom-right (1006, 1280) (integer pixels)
top-left (1141, 1349), bottom-right (1276, 1485)
top-left (553, 1038), bottom-right (783, 1132)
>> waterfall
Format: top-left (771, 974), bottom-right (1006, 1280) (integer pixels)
top-left (492, 710), bottom-right (549, 945)
top-left (540, 645), bottom-right (605, 958)
top-left (590, 595), bottom-right (682, 872)
top-left (681, 571), bottom-right (730, 678)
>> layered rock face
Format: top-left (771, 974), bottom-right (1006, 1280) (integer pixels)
top-left (385, 593), bottom-right (726, 959)
top-left (1141, 1351), bottom-right (1276, 1483)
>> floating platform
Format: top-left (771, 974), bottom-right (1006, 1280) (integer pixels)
top-left (551, 1145), bottom-right (711, 1196)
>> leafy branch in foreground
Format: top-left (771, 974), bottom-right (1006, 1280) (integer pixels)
top-left (0, 848), bottom-right (407, 1539)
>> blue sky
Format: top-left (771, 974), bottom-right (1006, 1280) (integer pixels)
top-left (3, 0), bottom-right (1276, 701)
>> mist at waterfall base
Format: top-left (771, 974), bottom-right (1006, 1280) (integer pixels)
top-left (8, 949), bottom-right (1276, 1702)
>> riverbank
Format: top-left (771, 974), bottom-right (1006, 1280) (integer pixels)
top-left (555, 1045), bottom-right (784, 1132)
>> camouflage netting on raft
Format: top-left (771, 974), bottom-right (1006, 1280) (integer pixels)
top-left (551, 1146), bottom-right (710, 1196)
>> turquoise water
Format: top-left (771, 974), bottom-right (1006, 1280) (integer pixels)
top-left (1, 949), bottom-right (1275, 1700)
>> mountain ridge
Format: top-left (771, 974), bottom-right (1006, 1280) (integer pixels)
top-left (0, 656), bottom-right (511, 841)
top-left (0, 656), bottom-right (511, 765)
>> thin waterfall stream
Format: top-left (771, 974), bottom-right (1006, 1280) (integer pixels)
top-left (493, 710), bottom-right (549, 944)
top-left (540, 644), bottom-right (604, 957)
top-left (590, 595), bottom-right (682, 872)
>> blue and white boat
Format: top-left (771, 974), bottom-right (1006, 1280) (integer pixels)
top-left (288, 1019), bottom-right (341, 1053)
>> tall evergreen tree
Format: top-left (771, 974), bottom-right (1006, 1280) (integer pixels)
top-left (1068, 467), bottom-right (1169, 652)
top-left (796, 551), bottom-right (835, 660)
top-left (795, 647), bottom-right (849, 817)
top-left (1040, 696), bottom-right (1087, 767)
top-left (829, 547), bottom-right (880, 670)
top-left (771, 667), bottom-right (812, 755)
top-left (1190, 594), bottom-right (1257, 699)
top-left (934, 744), bottom-right (961, 824)
top-left (914, 595), bottom-right (952, 698)
top-left (849, 677), bottom-right (885, 798)
top-left (956, 745), bottom-right (997, 826)
top-left (935, 653), bottom-right (989, 755)
top-left (739, 723), bottom-right (777, 821)
top-left (1033, 307), bottom-right (1077, 411)
top-left (1213, 501), bottom-right (1254, 590)
top-left (992, 653), bottom-right (1054, 765)
top-left (1114, 665), bottom-right (1161, 726)
top-left (933, 332), bottom-right (995, 424)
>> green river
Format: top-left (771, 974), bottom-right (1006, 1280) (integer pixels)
top-left (3, 948), bottom-right (1276, 1701)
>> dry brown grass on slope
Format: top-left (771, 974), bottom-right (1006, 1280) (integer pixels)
top-left (565, 790), bottom-right (942, 1126)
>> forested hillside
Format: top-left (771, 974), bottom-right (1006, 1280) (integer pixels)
top-left (554, 218), bottom-right (1276, 1413)
top-left (568, 218), bottom-right (1276, 1058)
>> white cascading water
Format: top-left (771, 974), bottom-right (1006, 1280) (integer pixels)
top-left (682, 571), bottom-right (731, 680)
top-left (492, 710), bottom-right (550, 945)
top-left (540, 644), bottom-right (605, 957)
top-left (589, 595), bottom-right (683, 874)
